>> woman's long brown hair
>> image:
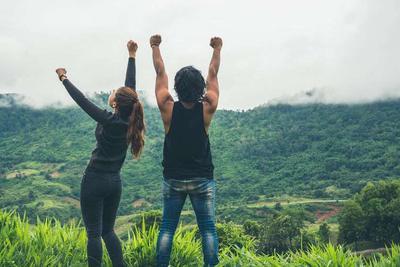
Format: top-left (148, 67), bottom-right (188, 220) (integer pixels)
top-left (115, 87), bottom-right (145, 159)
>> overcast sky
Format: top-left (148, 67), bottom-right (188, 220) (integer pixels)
top-left (1, 0), bottom-right (399, 109)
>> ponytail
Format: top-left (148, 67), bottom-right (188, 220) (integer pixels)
top-left (127, 100), bottom-right (145, 159)
top-left (115, 86), bottom-right (145, 159)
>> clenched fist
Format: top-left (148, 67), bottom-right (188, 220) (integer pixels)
top-left (150, 35), bottom-right (162, 47)
top-left (127, 40), bottom-right (138, 57)
top-left (210, 37), bottom-right (223, 50)
top-left (55, 68), bottom-right (67, 81)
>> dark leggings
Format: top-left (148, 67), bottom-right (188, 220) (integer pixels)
top-left (80, 171), bottom-right (124, 267)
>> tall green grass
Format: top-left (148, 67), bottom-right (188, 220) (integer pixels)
top-left (1, 209), bottom-right (399, 266)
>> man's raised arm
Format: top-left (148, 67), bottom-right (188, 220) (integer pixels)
top-left (150, 35), bottom-right (173, 112)
top-left (204, 37), bottom-right (223, 114)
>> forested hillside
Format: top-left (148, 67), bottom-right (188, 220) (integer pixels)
top-left (1, 93), bottom-right (400, 221)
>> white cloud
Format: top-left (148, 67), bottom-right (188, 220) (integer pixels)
top-left (0, 0), bottom-right (399, 109)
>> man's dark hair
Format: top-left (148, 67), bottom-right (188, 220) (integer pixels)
top-left (174, 66), bottom-right (205, 102)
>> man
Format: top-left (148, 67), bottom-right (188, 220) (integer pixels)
top-left (150, 34), bottom-right (222, 267)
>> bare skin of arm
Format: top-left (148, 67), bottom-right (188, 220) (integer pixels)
top-left (203, 37), bottom-right (222, 132)
top-left (150, 34), bottom-right (174, 134)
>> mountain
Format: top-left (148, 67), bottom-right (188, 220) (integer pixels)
top-left (1, 93), bottom-right (400, 222)
top-left (0, 93), bottom-right (27, 107)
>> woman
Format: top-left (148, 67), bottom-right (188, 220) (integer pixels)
top-left (55, 40), bottom-right (144, 267)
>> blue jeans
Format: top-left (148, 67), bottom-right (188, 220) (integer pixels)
top-left (156, 178), bottom-right (219, 267)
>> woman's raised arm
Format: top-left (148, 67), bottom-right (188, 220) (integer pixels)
top-left (125, 40), bottom-right (137, 90)
top-left (56, 68), bottom-right (111, 124)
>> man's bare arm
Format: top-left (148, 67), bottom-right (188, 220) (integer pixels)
top-left (204, 37), bottom-right (222, 114)
top-left (150, 35), bottom-right (173, 112)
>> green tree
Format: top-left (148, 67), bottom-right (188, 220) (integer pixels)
top-left (338, 180), bottom-right (400, 246)
top-left (338, 200), bottom-right (365, 247)
top-left (215, 222), bottom-right (255, 251)
top-left (261, 213), bottom-right (304, 253)
top-left (318, 222), bottom-right (330, 243)
top-left (243, 220), bottom-right (262, 238)
top-left (274, 202), bottom-right (283, 211)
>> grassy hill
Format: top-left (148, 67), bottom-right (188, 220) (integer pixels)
top-left (1, 93), bottom-right (400, 222)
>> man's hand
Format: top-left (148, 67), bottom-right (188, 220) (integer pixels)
top-left (55, 68), bottom-right (67, 81)
top-left (210, 37), bottom-right (223, 50)
top-left (127, 40), bottom-right (138, 58)
top-left (150, 34), bottom-right (162, 48)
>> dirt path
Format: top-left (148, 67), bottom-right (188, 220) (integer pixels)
top-left (315, 205), bottom-right (342, 223)
top-left (247, 199), bottom-right (345, 208)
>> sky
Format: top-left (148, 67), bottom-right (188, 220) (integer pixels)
top-left (0, 0), bottom-right (399, 110)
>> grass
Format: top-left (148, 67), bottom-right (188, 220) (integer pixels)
top-left (1, 209), bottom-right (400, 266)
top-left (5, 169), bottom-right (40, 179)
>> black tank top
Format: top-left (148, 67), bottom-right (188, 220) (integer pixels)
top-left (162, 101), bottom-right (214, 179)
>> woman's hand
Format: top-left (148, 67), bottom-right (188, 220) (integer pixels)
top-left (210, 37), bottom-right (223, 50)
top-left (127, 40), bottom-right (138, 58)
top-left (150, 34), bottom-right (162, 48)
top-left (55, 68), bottom-right (67, 81)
